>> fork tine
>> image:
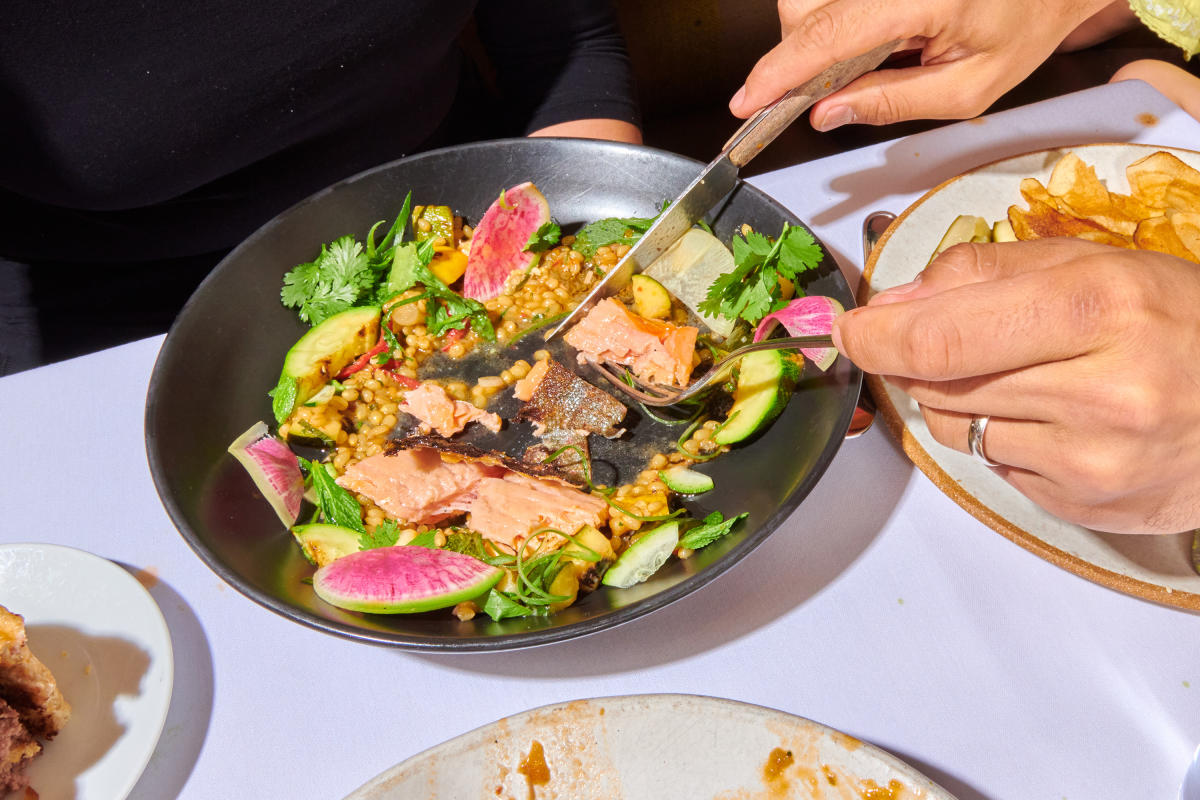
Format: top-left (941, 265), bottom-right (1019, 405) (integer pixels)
top-left (588, 361), bottom-right (681, 405)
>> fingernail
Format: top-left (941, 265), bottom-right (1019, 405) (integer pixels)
top-left (831, 318), bottom-right (845, 353)
top-left (814, 105), bottom-right (855, 132)
top-left (869, 275), bottom-right (922, 305)
top-left (730, 86), bottom-right (746, 113)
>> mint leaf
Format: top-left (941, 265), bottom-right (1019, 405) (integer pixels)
top-left (269, 374), bottom-right (298, 424)
top-left (359, 519), bottom-right (401, 550)
top-left (304, 460), bottom-right (365, 533)
top-left (679, 511), bottom-right (747, 550)
top-left (573, 214), bottom-right (657, 259)
top-left (524, 221), bottom-right (562, 253)
top-left (482, 589), bottom-right (537, 621)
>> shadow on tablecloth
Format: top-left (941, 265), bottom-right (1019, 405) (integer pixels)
top-left (122, 573), bottom-right (214, 800)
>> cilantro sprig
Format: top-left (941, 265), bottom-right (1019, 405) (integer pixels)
top-left (281, 193), bottom-right (413, 326)
top-left (698, 223), bottom-right (823, 327)
top-left (523, 221), bottom-right (561, 253)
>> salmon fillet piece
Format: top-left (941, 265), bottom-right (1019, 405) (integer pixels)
top-left (511, 358), bottom-right (550, 402)
top-left (467, 472), bottom-right (608, 549)
top-left (563, 297), bottom-right (698, 387)
top-left (514, 359), bottom-right (626, 438)
top-left (399, 381), bottom-right (502, 438)
top-left (336, 448), bottom-right (501, 524)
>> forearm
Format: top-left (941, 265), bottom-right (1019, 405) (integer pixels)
top-left (528, 118), bottom-right (642, 143)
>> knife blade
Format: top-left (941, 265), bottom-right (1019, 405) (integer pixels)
top-left (544, 40), bottom-right (898, 341)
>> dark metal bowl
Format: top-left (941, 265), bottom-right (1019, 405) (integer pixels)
top-left (145, 138), bottom-right (860, 651)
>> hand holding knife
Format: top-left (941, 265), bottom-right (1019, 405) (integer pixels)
top-left (545, 40), bottom-right (899, 341)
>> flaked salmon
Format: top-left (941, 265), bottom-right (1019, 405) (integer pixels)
top-left (399, 381), bottom-right (502, 438)
top-left (468, 471), bottom-right (607, 549)
top-left (563, 297), bottom-right (698, 387)
top-left (338, 438), bottom-right (607, 547)
top-left (511, 358), bottom-right (550, 402)
top-left (335, 447), bottom-right (500, 523)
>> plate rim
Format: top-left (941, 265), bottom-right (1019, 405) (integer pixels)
top-left (343, 692), bottom-right (958, 800)
top-left (143, 137), bottom-right (863, 651)
top-left (861, 140), bottom-right (1200, 612)
top-left (0, 541), bottom-right (176, 799)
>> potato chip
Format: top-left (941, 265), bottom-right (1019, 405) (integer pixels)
top-left (1126, 152), bottom-right (1200, 212)
top-left (1008, 196), bottom-right (1132, 248)
top-left (1171, 211), bottom-right (1200, 259)
top-left (1042, 152), bottom-right (1143, 236)
top-left (1134, 217), bottom-right (1200, 264)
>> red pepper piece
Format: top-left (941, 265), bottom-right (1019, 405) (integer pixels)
top-left (336, 336), bottom-right (388, 379)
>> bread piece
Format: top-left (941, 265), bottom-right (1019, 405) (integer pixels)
top-left (0, 606), bottom-right (70, 740)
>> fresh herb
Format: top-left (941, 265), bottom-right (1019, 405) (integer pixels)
top-left (507, 311), bottom-right (569, 347)
top-left (281, 236), bottom-right (378, 326)
top-left (482, 589), bottom-right (531, 621)
top-left (375, 324), bottom-right (403, 365)
top-left (698, 223), bottom-right (823, 327)
top-left (572, 214), bottom-right (658, 259)
top-left (443, 529), bottom-right (489, 560)
top-left (299, 458), bottom-right (365, 533)
top-left (385, 238), bottom-right (495, 342)
top-left (359, 519), bottom-right (401, 550)
top-left (407, 530), bottom-right (439, 548)
top-left (679, 511), bottom-right (748, 550)
top-left (479, 530), bottom-right (572, 621)
top-left (297, 421), bottom-right (335, 447)
top-left (523, 221), bottom-right (561, 253)
top-left (269, 374), bottom-right (298, 424)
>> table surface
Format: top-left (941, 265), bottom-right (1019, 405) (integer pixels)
top-left (2, 80), bottom-right (1199, 800)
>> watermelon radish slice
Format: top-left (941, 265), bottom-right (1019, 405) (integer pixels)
top-left (227, 421), bottom-right (304, 527)
top-left (753, 296), bottom-right (844, 372)
top-left (462, 182), bottom-right (551, 301)
top-left (313, 546), bottom-right (503, 614)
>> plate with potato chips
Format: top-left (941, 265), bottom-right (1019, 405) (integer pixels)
top-left (862, 143), bottom-right (1200, 610)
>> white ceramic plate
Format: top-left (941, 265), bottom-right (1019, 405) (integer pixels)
top-left (345, 694), bottom-right (957, 800)
top-left (0, 543), bottom-right (174, 800)
top-left (863, 142), bottom-right (1200, 610)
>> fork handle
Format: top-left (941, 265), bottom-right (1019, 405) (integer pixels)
top-left (724, 41), bottom-right (898, 169)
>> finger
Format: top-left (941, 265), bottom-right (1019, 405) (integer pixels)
top-left (889, 368), bottom-right (1060, 422)
top-left (920, 406), bottom-right (1056, 473)
top-left (834, 255), bottom-right (1130, 379)
top-left (730, 0), bottom-right (927, 117)
top-left (777, 0), bottom-right (836, 37)
top-left (809, 60), bottom-right (1000, 129)
top-left (868, 238), bottom-right (1118, 307)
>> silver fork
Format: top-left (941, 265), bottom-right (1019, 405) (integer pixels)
top-left (590, 335), bottom-right (834, 406)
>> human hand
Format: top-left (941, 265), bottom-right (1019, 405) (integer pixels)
top-left (832, 238), bottom-right (1200, 534)
top-left (730, 0), bottom-right (1115, 130)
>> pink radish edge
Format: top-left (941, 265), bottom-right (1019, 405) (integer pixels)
top-left (227, 421), bottom-right (304, 527)
top-left (753, 296), bottom-right (844, 372)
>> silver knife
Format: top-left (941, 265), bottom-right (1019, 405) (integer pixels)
top-left (545, 40), bottom-right (898, 341)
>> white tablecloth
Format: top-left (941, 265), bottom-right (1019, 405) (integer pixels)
top-left (2, 80), bottom-right (1199, 800)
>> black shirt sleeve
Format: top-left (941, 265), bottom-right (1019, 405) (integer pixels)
top-left (474, 0), bottom-right (641, 134)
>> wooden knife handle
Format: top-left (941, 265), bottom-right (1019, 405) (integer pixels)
top-left (725, 40), bottom-right (899, 169)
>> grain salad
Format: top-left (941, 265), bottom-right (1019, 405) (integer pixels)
top-left (232, 179), bottom-right (837, 620)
